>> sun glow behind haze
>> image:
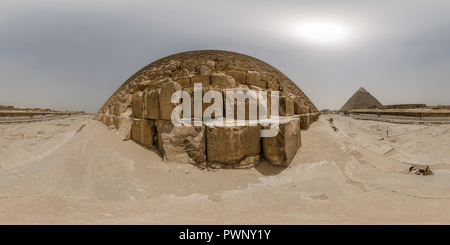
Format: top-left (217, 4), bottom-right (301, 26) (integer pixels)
top-left (294, 21), bottom-right (351, 45)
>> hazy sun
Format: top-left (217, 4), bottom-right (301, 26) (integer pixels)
top-left (295, 21), bottom-right (350, 45)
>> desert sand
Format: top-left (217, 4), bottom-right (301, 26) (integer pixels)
top-left (0, 114), bottom-right (449, 224)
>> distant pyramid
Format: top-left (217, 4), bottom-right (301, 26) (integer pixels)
top-left (340, 87), bottom-right (382, 112)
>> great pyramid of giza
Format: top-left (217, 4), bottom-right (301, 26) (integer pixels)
top-left (340, 87), bottom-right (382, 112)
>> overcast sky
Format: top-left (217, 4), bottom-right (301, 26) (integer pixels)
top-left (1, 0), bottom-right (449, 113)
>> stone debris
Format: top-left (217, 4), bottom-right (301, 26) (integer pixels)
top-left (407, 164), bottom-right (434, 176)
top-left (96, 50), bottom-right (320, 169)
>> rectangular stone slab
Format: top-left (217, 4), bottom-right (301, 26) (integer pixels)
top-left (211, 74), bottom-right (236, 89)
top-left (300, 114), bottom-right (310, 130)
top-left (145, 88), bottom-right (160, 120)
top-left (279, 96), bottom-right (294, 116)
top-left (132, 91), bottom-right (144, 118)
top-left (159, 82), bottom-right (182, 120)
top-left (246, 71), bottom-right (267, 89)
top-left (131, 119), bottom-right (155, 148)
top-left (190, 75), bottom-right (211, 87)
top-left (206, 125), bottom-right (261, 165)
top-left (226, 70), bottom-right (246, 84)
top-left (262, 118), bottom-right (301, 167)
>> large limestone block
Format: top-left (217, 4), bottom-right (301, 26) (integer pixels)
top-left (206, 125), bottom-right (261, 165)
top-left (309, 107), bottom-right (319, 122)
top-left (116, 117), bottom-right (132, 140)
top-left (299, 105), bottom-right (310, 130)
top-left (190, 75), bottom-right (211, 86)
top-left (103, 115), bottom-right (114, 127)
top-left (131, 119), bottom-right (155, 148)
top-left (279, 96), bottom-right (294, 116)
top-left (145, 88), bottom-right (160, 119)
top-left (211, 74), bottom-right (236, 89)
top-left (262, 118), bottom-right (301, 167)
top-left (300, 114), bottom-right (310, 130)
top-left (123, 93), bottom-right (132, 105)
top-left (108, 104), bottom-right (115, 115)
top-left (267, 81), bottom-right (280, 91)
top-left (99, 115), bottom-right (106, 125)
top-left (175, 77), bottom-right (191, 87)
top-left (226, 70), bottom-right (246, 84)
top-left (159, 82), bottom-right (182, 120)
top-left (132, 91), bottom-right (144, 118)
top-left (246, 71), bottom-right (267, 89)
top-left (137, 80), bottom-right (151, 91)
top-left (113, 116), bottom-right (124, 130)
top-left (172, 69), bottom-right (190, 79)
top-left (114, 103), bottom-right (128, 116)
top-left (156, 120), bottom-right (206, 165)
top-left (294, 101), bottom-right (302, 115)
top-left (198, 66), bottom-right (213, 76)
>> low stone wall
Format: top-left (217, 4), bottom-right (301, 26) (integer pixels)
top-left (0, 111), bottom-right (74, 118)
top-left (350, 109), bottom-right (450, 118)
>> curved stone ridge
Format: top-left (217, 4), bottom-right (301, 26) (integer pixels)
top-left (96, 50), bottom-right (319, 169)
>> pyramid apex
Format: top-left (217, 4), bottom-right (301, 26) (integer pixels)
top-left (357, 87), bottom-right (368, 93)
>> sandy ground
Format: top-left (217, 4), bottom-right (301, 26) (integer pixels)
top-left (0, 114), bottom-right (449, 224)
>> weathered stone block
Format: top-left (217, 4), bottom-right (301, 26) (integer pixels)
top-left (267, 81), bottom-right (280, 91)
top-left (279, 96), bottom-right (294, 116)
top-left (156, 120), bottom-right (206, 164)
top-left (246, 71), bottom-right (266, 88)
top-left (226, 70), bottom-right (246, 84)
top-left (300, 114), bottom-right (310, 130)
top-left (260, 72), bottom-right (273, 82)
top-left (190, 75), bottom-right (211, 86)
top-left (294, 101), bottom-right (302, 115)
top-left (99, 115), bottom-right (106, 125)
top-left (123, 94), bottom-right (132, 105)
top-left (175, 77), bottom-right (191, 87)
top-left (262, 118), bottom-right (301, 167)
top-left (159, 82), bottom-right (182, 120)
top-left (132, 91), bottom-right (144, 118)
top-left (114, 103), bottom-right (128, 116)
top-left (298, 105), bottom-right (310, 130)
top-left (137, 80), bottom-right (151, 91)
top-left (113, 116), bottom-right (124, 130)
top-left (116, 117), bottom-right (132, 141)
top-left (206, 125), bottom-right (261, 165)
top-left (172, 69), bottom-right (190, 79)
top-left (211, 74), bottom-right (236, 89)
top-left (102, 115), bottom-right (114, 127)
top-left (145, 88), bottom-right (160, 119)
top-left (131, 119), bottom-right (154, 148)
top-left (198, 66), bottom-right (213, 76)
